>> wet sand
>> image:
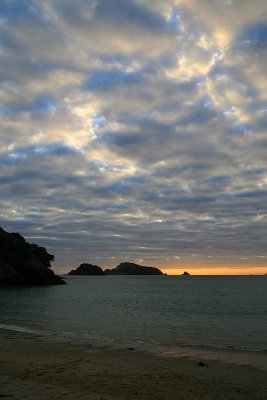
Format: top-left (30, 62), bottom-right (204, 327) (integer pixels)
top-left (0, 331), bottom-right (266, 400)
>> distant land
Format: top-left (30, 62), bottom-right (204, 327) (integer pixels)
top-left (67, 262), bottom-right (164, 276)
top-left (0, 227), bottom-right (65, 285)
top-left (68, 263), bottom-right (104, 276)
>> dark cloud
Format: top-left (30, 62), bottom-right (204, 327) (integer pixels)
top-left (55, 0), bottom-right (168, 33)
top-left (84, 69), bottom-right (141, 91)
top-left (178, 101), bottom-right (220, 126)
top-left (1, 94), bottom-right (56, 115)
top-left (94, 0), bottom-right (167, 32)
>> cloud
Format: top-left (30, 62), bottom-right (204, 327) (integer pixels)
top-left (84, 69), bottom-right (141, 91)
top-left (0, 0), bottom-right (267, 271)
top-left (52, 0), bottom-right (174, 59)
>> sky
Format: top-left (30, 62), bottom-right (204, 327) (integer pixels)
top-left (1, 0), bottom-right (267, 275)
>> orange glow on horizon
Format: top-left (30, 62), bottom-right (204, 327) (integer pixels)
top-left (162, 267), bottom-right (267, 276)
top-left (56, 265), bottom-right (267, 276)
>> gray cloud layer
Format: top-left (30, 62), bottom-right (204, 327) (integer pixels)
top-left (1, 0), bottom-right (267, 272)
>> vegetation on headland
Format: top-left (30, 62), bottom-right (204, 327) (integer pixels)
top-left (0, 227), bottom-right (65, 285)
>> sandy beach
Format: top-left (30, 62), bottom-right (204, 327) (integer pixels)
top-left (0, 330), bottom-right (266, 400)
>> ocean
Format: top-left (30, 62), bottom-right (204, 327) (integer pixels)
top-left (0, 275), bottom-right (266, 355)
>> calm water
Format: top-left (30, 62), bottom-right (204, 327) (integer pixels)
top-left (0, 275), bottom-right (266, 353)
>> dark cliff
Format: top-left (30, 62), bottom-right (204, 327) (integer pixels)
top-left (0, 227), bottom-right (65, 285)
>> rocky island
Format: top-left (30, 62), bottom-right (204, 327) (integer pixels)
top-left (0, 227), bottom-right (65, 285)
top-left (181, 271), bottom-right (190, 276)
top-left (107, 262), bottom-right (163, 275)
top-left (68, 262), bottom-right (163, 276)
top-left (68, 263), bottom-right (104, 275)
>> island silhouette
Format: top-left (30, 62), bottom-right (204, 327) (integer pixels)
top-left (68, 262), bottom-right (163, 276)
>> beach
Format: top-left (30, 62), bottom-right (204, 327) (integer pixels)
top-left (1, 331), bottom-right (266, 400)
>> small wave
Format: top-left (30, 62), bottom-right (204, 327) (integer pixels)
top-left (0, 323), bottom-right (51, 336)
top-left (173, 340), bottom-right (267, 354)
top-left (0, 324), bottom-right (104, 344)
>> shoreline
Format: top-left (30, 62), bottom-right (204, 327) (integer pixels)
top-left (1, 323), bottom-right (266, 367)
top-left (1, 329), bottom-right (267, 399)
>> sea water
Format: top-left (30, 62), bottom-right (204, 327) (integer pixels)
top-left (0, 275), bottom-right (266, 354)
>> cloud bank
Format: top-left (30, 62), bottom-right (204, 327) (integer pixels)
top-left (1, 0), bottom-right (267, 272)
